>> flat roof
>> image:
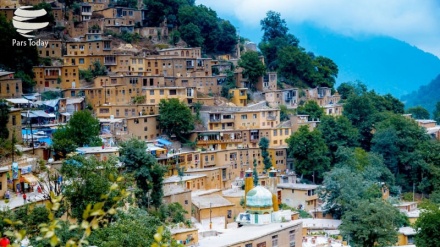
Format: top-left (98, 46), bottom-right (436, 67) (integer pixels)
top-left (192, 194), bottom-right (235, 209)
top-left (197, 220), bottom-right (302, 247)
top-left (76, 146), bottom-right (119, 153)
top-left (163, 174), bottom-right (206, 184)
top-left (300, 218), bottom-right (341, 229)
top-left (277, 183), bottom-right (319, 190)
top-left (398, 226), bottom-right (416, 236)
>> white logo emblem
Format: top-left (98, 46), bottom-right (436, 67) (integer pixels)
top-left (13, 6), bottom-right (49, 38)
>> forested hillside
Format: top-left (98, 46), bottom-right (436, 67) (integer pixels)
top-left (401, 74), bottom-right (440, 114)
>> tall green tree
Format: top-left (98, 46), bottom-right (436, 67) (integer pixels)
top-left (320, 147), bottom-right (395, 218)
top-left (286, 126), bottom-right (330, 182)
top-left (415, 202), bottom-right (440, 247)
top-left (61, 155), bottom-right (124, 220)
top-left (52, 110), bottom-right (102, 158)
top-left (252, 159), bottom-right (259, 186)
top-left (260, 11), bottom-right (289, 42)
top-left (258, 137), bottom-right (271, 171)
top-left (340, 199), bottom-right (406, 247)
top-left (371, 113), bottom-right (430, 192)
top-left (119, 138), bottom-right (165, 209)
top-left (406, 106), bottom-right (430, 119)
top-left (297, 100), bottom-right (325, 121)
top-left (158, 98), bottom-right (194, 141)
top-left (310, 56), bottom-right (339, 88)
top-left (143, 0), bottom-right (193, 27)
top-left (238, 51), bottom-right (266, 90)
top-left (317, 115), bottom-right (359, 161)
top-left (0, 100), bottom-right (10, 140)
top-left (179, 23), bottom-right (204, 48)
top-left (277, 46), bottom-right (314, 87)
top-left (216, 20), bottom-right (237, 54)
top-left (337, 81), bottom-right (367, 100)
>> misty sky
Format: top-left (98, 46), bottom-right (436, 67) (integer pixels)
top-left (197, 0), bottom-right (440, 57)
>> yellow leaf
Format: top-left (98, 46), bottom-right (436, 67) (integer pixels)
top-left (85, 227), bottom-right (91, 237)
top-left (110, 183), bottom-right (118, 191)
top-left (50, 235), bottom-right (59, 247)
top-left (80, 221), bottom-right (89, 229)
top-left (68, 225), bottom-right (79, 231)
top-left (108, 208), bottom-right (116, 215)
top-left (44, 231), bottom-right (54, 239)
top-left (90, 209), bottom-right (105, 217)
top-left (3, 219), bottom-right (12, 225)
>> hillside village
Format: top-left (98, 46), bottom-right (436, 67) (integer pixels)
top-left (1, 0), bottom-right (440, 247)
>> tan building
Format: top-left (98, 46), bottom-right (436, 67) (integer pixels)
top-left (197, 220), bottom-right (302, 247)
top-left (33, 65), bottom-right (80, 91)
top-left (124, 114), bottom-right (160, 141)
top-left (162, 183), bottom-right (192, 220)
top-left (192, 193), bottom-right (235, 223)
top-left (0, 72), bottom-right (22, 98)
top-left (37, 40), bottom-right (63, 59)
top-left (171, 228), bottom-right (198, 246)
top-left (278, 183), bottom-right (319, 212)
top-left (7, 108), bottom-right (22, 142)
top-left (396, 227), bottom-right (416, 246)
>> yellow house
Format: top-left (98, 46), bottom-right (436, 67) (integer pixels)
top-left (229, 88), bottom-right (248, 106)
top-left (0, 72), bottom-right (22, 98)
top-left (396, 227), bottom-right (416, 246)
top-left (37, 40), bottom-right (63, 59)
top-left (33, 65), bottom-right (80, 91)
top-left (278, 183), bottom-right (319, 211)
top-left (192, 193), bottom-right (235, 224)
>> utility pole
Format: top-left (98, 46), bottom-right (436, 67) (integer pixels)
top-left (209, 202), bottom-right (212, 230)
top-left (27, 110), bottom-right (34, 154)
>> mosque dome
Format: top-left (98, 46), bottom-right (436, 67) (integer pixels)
top-left (246, 186), bottom-right (273, 208)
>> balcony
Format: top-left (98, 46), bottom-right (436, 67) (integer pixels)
top-left (197, 138), bottom-right (243, 144)
top-left (267, 115), bottom-right (276, 120)
top-left (250, 138), bottom-right (259, 143)
top-left (210, 118), bottom-right (221, 122)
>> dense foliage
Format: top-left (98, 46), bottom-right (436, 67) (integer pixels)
top-left (238, 51), bottom-right (266, 90)
top-left (0, 16), bottom-right (39, 93)
top-left (258, 11), bottom-right (338, 89)
top-left (52, 110), bottom-right (102, 158)
top-left (158, 98), bottom-right (194, 141)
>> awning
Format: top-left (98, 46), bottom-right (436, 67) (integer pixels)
top-left (157, 138), bottom-right (172, 146)
top-left (21, 110), bottom-right (52, 118)
top-left (21, 174), bottom-right (39, 185)
top-left (198, 132), bottom-right (220, 136)
top-left (6, 98), bottom-right (30, 104)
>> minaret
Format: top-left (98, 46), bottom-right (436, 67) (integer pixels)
top-left (244, 168), bottom-right (253, 205)
top-left (268, 167), bottom-right (279, 211)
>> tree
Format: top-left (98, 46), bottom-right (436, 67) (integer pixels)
top-left (0, 100), bottom-right (10, 140)
top-left (216, 20), bottom-right (237, 54)
top-left (238, 51), bottom-right (266, 89)
top-left (258, 137), bottom-right (271, 171)
top-left (320, 147), bottom-right (395, 218)
top-left (252, 159), bottom-right (258, 186)
top-left (119, 138), bottom-right (165, 209)
top-left (220, 70), bottom-right (236, 98)
top-left (168, 30), bottom-right (181, 46)
top-left (179, 23), bottom-right (204, 48)
top-left (286, 126), bottom-right (330, 182)
top-left (259, 35), bottom-right (298, 71)
top-left (371, 113), bottom-right (430, 192)
top-left (337, 81), bottom-right (367, 100)
top-left (279, 105), bottom-right (294, 121)
top-left (310, 56), bottom-right (338, 88)
top-left (143, 0), bottom-right (193, 27)
top-left (297, 100), bottom-right (324, 121)
top-left (317, 115), bottom-right (359, 160)
top-left (433, 101), bottom-right (440, 123)
top-left (277, 46), bottom-right (314, 87)
top-left (158, 98), bottom-right (194, 140)
top-left (340, 199), bottom-right (406, 247)
top-left (406, 106), bottom-right (430, 119)
top-left (415, 202), bottom-right (440, 247)
top-left (91, 61), bottom-right (107, 77)
top-left (0, 15), bottom-right (38, 93)
top-left (260, 11), bottom-right (289, 42)
top-left (52, 110), bottom-right (101, 158)
top-left (60, 155), bottom-right (124, 220)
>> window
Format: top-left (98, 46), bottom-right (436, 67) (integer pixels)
top-left (273, 130), bottom-right (277, 136)
top-left (241, 115), bottom-right (247, 120)
top-left (134, 119), bottom-right (139, 124)
top-left (245, 244), bottom-right (252, 247)
top-left (144, 127), bottom-right (148, 131)
top-left (160, 90), bottom-right (164, 95)
top-left (285, 129), bottom-right (289, 135)
top-left (227, 210), bottom-right (232, 218)
top-left (253, 114), bottom-right (257, 119)
top-left (257, 243), bottom-right (266, 247)
top-left (99, 108), bottom-right (109, 113)
top-left (144, 118), bottom-right (148, 122)
top-left (185, 200), bottom-right (188, 205)
top-left (79, 58), bottom-right (84, 64)
top-left (12, 116), bottom-right (16, 126)
top-left (272, 235), bottom-right (278, 247)
top-left (289, 230), bottom-right (296, 243)
top-left (116, 109), bottom-right (120, 116)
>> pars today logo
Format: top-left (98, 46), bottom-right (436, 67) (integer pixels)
top-left (11, 6), bottom-right (50, 47)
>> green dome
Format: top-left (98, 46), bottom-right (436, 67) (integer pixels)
top-left (246, 186), bottom-right (273, 208)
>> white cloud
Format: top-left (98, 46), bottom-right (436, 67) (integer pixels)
top-left (197, 0), bottom-right (440, 57)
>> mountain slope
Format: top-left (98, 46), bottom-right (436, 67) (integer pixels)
top-left (401, 74), bottom-right (440, 113)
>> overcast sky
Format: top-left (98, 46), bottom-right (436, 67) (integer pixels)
top-left (197, 0), bottom-right (440, 57)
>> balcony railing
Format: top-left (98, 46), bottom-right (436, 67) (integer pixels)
top-left (210, 118), bottom-right (221, 122)
top-left (197, 138), bottom-right (243, 144)
top-left (267, 115), bottom-right (276, 120)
